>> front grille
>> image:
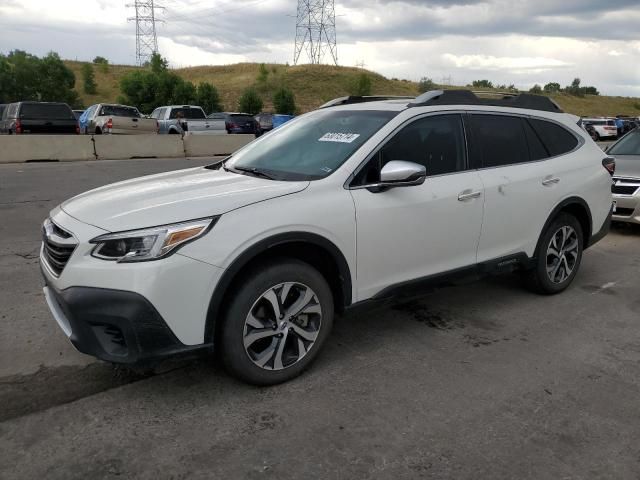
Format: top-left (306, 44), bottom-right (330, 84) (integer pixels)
top-left (612, 178), bottom-right (640, 196)
top-left (613, 185), bottom-right (639, 195)
top-left (614, 207), bottom-right (635, 217)
top-left (42, 219), bottom-right (77, 276)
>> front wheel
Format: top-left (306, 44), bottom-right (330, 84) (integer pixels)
top-left (219, 259), bottom-right (334, 385)
top-left (524, 214), bottom-right (583, 294)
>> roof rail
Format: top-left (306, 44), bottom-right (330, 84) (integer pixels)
top-left (319, 95), bottom-right (416, 109)
top-left (408, 89), bottom-right (563, 113)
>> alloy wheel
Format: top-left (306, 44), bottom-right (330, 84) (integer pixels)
top-left (242, 282), bottom-right (322, 370)
top-left (546, 226), bottom-right (579, 284)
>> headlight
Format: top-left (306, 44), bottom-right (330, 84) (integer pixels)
top-left (90, 217), bottom-right (218, 262)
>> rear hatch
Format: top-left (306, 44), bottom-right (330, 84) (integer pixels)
top-left (19, 103), bottom-right (77, 134)
top-left (227, 114), bottom-right (257, 133)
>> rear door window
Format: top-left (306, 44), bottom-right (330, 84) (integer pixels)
top-left (99, 105), bottom-right (140, 117)
top-left (608, 131), bottom-right (640, 156)
top-left (20, 103), bottom-right (74, 119)
top-left (468, 114), bottom-right (528, 168)
top-left (528, 119), bottom-right (579, 157)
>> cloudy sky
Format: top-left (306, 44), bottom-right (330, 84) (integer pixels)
top-left (1, 0), bottom-right (639, 95)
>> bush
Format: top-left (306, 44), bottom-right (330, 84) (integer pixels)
top-left (351, 73), bottom-right (372, 96)
top-left (418, 77), bottom-right (436, 93)
top-left (257, 63), bottom-right (269, 83)
top-left (82, 63), bottom-right (97, 94)
top-left (529, 84), bottom-right (543, 94)
top-left (238, 87), bottom-right (263, 115)
top-left (472, 79), bottom-right (494, 89)
top-left (273, 87), bottom-right (296, 115)
top-left (196, 82), bottom-right (222, 114)
top-left (93, 56), bottom-right (109, 73)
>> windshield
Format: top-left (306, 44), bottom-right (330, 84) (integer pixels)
top-left (170, 107), bottom-right (205, 119)
top-left (100, 105), bottom-right (140, 117)
top-left (609, 131), bottom-right (640, 156)
top-left (226, 109), bottom-right (397, 181)
top-left (20, 103), bottom-right (74, 119)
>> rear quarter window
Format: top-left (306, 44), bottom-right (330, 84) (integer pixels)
top-left (528, 119), bottom-right (579, 157)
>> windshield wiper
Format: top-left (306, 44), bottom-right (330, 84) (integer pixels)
top-left (231, 166), bottom-right (277, 180)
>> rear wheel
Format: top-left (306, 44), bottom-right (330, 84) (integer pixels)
top-left (525, 214), bottom-right (583, 294)
top-left (220, 259), bottom-right (334, 385)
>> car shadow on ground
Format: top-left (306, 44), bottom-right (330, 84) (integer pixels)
top-left (2, 270), bottom-right (536, 422)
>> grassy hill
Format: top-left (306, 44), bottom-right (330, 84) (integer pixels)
top-left (65, 60), bottom-right (640, 117)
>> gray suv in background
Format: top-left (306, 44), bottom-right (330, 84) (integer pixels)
top-left (608, 129), bottom-right (640, 224)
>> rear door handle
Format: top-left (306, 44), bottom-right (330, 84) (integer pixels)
top-left (542, 176), bottom-right (560, 186)
top-left (458, 190), bottom-right (482, 201)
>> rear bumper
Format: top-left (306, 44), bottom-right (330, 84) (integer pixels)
top-left (43, 281), bottom-right (212, 365)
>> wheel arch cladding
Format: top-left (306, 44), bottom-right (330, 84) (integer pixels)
top-left (536, 197), bottom-right (592, 257)
top-left (205, 232), bottom-right (352, 344)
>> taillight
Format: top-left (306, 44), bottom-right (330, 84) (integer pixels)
top-left (15, 119), bottom-right (22, 134)
top-left (106, 118), bottom-right (113, 131)
top-left (602, 157), bottom-right (615, 176)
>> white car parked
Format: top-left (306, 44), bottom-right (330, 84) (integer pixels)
top-left (41, 90), bottom-right (613, 385)
top-left (581, 117), bottom-right (618, 140)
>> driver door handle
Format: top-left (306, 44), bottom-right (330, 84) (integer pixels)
top-left (458, 190), bottom-right (482, 201)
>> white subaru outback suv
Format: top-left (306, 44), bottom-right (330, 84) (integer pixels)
top-left (41, 90), bottom-right (613, 385)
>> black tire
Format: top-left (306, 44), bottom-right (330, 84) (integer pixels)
top-left (94, 128), bottom-right (102, 135)
top-left (594, 131), bottom-right (600, 141)
top-left (220, 258), bottom-right (334, 385)
top-left (524, 213), bottom-right (584, 294)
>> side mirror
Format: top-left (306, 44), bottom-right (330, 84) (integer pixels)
top-left (379, 160), bottom-right (426, 186)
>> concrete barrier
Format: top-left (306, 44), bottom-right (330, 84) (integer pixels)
top-left (94, 134), bottom-right (184, 160)
top-left (184, 134), bottom-right (255, 157)
top-left (0, 135), bottom-right (96, 163)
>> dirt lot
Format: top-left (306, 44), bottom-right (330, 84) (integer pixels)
top-left (1, 158), bottom-right (639, 479)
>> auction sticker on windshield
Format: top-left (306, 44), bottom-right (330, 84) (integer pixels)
top-left (318, 132), bottom-right (361, 143)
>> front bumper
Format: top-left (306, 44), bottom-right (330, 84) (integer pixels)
top-left (42, 283), bottom-right (211, 364)
top-left (612, 193), bottom-right (640, 225)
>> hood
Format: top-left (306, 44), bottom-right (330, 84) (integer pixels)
top-left (613, 155), bottom-right (640, 179)
top-left (61, 166), bottom-right (309, 232)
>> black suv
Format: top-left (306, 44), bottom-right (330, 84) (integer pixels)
top-left (0, 101), bottom-right (78, 135)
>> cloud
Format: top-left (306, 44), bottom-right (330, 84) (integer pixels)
top-left (0, 0), bottom-right (638, 96)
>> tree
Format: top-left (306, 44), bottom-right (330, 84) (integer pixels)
top-left (418, 77), bottom-right (436, 93)
top-left (273, 87), bottom-right (296, 115)
top-left (196, 82), bottom-right (222, 114)
top-left (173, 79), bottom-right (197, 105)
top-left (93, 56), bottom-right (108, 65)
top-left (149, 53), bottom-right (169, 74)
top-left (38, 52), bottom-right (80, 106)
top-left (584, 86), bottom-right (600, 96)
top-left (351, 73), bottom-right (372, 96)
top-left (0, 55), bottom-right (14, 103)
top-left (565, 77), bottom-right (584, 97)
top-left (472, 79), bottom-right (494, 89)
top-left (238, 87), bottom-right (263, 115)
top-left (82, 63), bottom-right (97, 94)
top-left (543, 82), bottom-right (561, 93)
top-left (529, 84), bottom-right (543, 94)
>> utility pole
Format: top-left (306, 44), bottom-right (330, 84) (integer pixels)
top-left (127, 1), bottom-right (163, 66)
top-left (294, 0), bottom-right (338, 66)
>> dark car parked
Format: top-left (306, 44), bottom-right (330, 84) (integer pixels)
top-left (0, 102), bottom-right (78, 135)
top-left (208, 112), bottom-right (259, 135)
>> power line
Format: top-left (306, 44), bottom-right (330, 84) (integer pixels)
top-left (294, 0), bottom-right (338, 66)
top-left (127, 0), bottom-right (164, 66)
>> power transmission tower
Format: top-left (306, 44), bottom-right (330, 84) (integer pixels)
top-left (127, 1), bottom-right (163, 66)
top-left (294, 0), bottom-right (338, 66)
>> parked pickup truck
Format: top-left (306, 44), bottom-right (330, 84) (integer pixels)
top-left (151, 105), bottom-right (225, 135)
top-left (0, 101), bottom-right (78, 135)
top-left (80, 104), bottom-right (158, 135)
